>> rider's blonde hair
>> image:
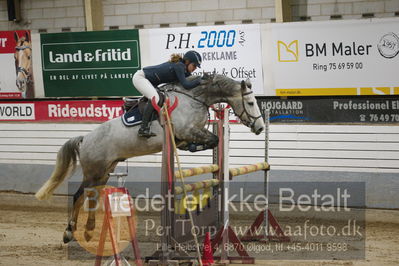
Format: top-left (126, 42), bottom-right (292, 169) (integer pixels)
top-left (169, 53), bottom-right (182, 63)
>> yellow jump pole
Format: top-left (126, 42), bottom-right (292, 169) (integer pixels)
top-left (174, 179), bottom-right (220, 195)
top-left (229, 162), bottom-right (270, 179)
top-left (175, 164), bottom-right (219, 179)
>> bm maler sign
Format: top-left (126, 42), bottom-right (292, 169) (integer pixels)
top-left (262, 18), bottom-right (399, 96)
top-left (40, 30), bottom-right (141, 97)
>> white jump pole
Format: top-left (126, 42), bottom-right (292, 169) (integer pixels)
top-left (221, 107), bottom-right (230, 261)
top-left (263, 109), bottom-right (270, 239)
top-left (107, 171), bottom-right (130, 266)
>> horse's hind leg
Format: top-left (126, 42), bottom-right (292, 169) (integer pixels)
top-left (84, 162), bottom-right (118, 241)
top-left (63, 176), bottom-right (108, 243)
top-left (83, 179), bottom-right (108, 242)
top-left (63, 181), bottom-right (86, 243)
top-left (63, 160), bottom-right (118, 243)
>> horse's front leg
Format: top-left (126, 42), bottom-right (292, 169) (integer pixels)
top-left (179, 128), bottom-right (219, 152)
top-left (84, 167), bottom-right (115, 241)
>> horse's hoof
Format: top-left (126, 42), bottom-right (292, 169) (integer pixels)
top-left (63, 230), bottom-right (74, 244)
top-left (84, 230), bottom-right (94, 242)
top-left (85, 221), bottom-right (95, 231)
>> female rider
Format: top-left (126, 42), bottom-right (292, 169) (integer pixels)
top-left (132, 50), bottom-right (203, 138)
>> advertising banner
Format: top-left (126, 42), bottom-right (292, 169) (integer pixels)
top-left (258, 96), bottom-right (399, 124)
top-left (0, 100), bottom-right (123, 122)
top-left (262, 18), bottom-right (399, 96)
top-left (140, 24), bottom-right (264, 95)
top-left (3, 96), bottom-right (395, 123)
top-left (0, 30), bottom-right (35, 98)
top-left (40, 30), bottom-right (141, 97)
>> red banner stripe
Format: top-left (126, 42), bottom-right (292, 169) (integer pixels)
top-left (0, 100), bottom-right (124, 122)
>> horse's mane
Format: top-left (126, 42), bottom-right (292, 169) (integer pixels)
top-left (160, 75), bottom-right (202, 95)
top-left (211, 74), bottom-right (238, 90)
top-left (162, 74), bottom-right (238, 97)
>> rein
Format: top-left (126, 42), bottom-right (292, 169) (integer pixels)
top-left (164, 84), bottom-right (213, 130)
top-left (166, 87), bottom-right (210, 109)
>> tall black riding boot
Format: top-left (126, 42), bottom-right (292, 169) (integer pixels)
top-left (138, 102), bottom-right (156, 138)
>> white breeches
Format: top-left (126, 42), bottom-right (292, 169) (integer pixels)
top-left (132, 70), bottom-right (159, 103)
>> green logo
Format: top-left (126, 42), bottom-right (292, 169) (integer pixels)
top-left (41, 30), bottom-right (141, 97)
top-left (42, 40), bottom-right (139, 70)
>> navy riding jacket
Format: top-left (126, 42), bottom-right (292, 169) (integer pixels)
top-left (143, 60), bottom-right (200, 89)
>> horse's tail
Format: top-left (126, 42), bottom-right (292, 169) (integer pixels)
top-left (35, 136), bottom-right (83, 200)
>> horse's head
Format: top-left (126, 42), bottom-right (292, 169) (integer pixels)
top-left (14, 31), bottom-right (32, 92)
top-left (205, 75), bottom-right (264, 135)
top-left (231, 79), bottom-right (265, 135)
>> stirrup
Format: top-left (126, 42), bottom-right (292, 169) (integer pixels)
top-left (138, 127), bottom-right (156, 138)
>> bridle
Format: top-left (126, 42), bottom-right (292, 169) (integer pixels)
top-left (235, 89), bottom-right (262, 129)
top-left (15, 45), bottom-right (32, 83)
top-left (163, 79), bottom-right (262, 129)
top-left (211, 78), bottom-right (262, 128)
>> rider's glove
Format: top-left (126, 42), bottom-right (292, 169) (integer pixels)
top-left (200, 72), bottom-right (212, 85)
top-left (202, 72), bottom-right (211, 80)
top-left (200, 79), bottom-right (211, 85)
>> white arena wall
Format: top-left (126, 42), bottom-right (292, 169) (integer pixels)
top-left (0, 121), bottom-right (398, 209)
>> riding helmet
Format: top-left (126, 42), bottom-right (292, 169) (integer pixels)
top-left (183, 50), bottom-right (202, 68)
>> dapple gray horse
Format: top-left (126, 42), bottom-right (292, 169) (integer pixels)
top-left (35, 74), bottom-right (265, 243)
